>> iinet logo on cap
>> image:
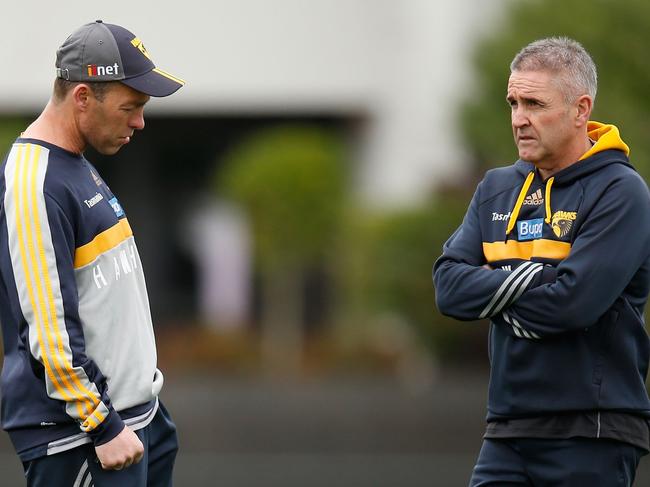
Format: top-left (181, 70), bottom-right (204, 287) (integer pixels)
top-left (86, 63), bottom-right (120, 77)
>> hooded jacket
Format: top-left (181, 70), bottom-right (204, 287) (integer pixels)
top-left (434, 122), bottom-right (650, 422)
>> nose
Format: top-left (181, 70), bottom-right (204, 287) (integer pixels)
top-left (129, 109), bottom-right (145, 131)
top-left (511, 105), bottom-right (529, 129)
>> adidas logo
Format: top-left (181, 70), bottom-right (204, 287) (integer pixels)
top-left (523, 188), bottom-right (544, 206)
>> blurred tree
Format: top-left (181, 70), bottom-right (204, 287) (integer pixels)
top-left (0, 118), bottom-right (29, 159)
top-left (218, 125), bottom-right (346, 373)
top-left (342, 191), bottom-right (488, 363)
top-left (461, 0), bottom-right (650, 181)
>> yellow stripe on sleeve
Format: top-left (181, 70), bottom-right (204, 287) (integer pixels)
top-left (15, 145), bottom-right (89, 419)
top-left (28, 146), bottom-right (101, 417)
top-left (15, 143), bottom-right (107, 425)
top-left (74, 219), bottom-right (133, 268)
top-left (13, 145), bottom-right (78, 412)
top-left (81, 407), bottom-right (107, 432)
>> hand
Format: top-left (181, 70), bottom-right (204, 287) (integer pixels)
top-left (95, 425), bottom-right (144, 470)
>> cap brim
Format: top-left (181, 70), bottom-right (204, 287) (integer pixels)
top-left (121, 67), bottom-right (185, 97)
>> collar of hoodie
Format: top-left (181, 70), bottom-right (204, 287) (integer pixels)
top-left (505, 121), bottom-right (630, 238)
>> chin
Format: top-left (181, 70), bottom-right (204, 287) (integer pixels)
top-left (518, 150), bottom-right (537, 162)
top-left (94, 146), bottom-right (122, 156)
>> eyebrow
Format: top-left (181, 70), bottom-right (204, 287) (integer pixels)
top-left (506, 94), bottom-right (543, 104)
top-left (122, 99), bottom-right (149, 108)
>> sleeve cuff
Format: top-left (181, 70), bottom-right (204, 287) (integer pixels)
top-left (87, 407), bottom-right (125, 447)
top-left (494, 310), bottom-right (542, 340)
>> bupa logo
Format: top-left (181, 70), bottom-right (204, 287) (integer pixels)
top-left (87, 63), bottom-right (120, 77)
top-left (551, 210), bottom-right (577, 238)
top-left (517, 218), bottom-right (544, 241)
top-left (108, 197), bottom-right (125, 218)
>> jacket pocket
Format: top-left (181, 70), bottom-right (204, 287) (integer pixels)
top-left (592, 308), bottom-right (618, 386)
top-left (488, 322), bottom-right (494, 364)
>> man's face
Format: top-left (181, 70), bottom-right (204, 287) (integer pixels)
top-left (506, 70), bottom-right (577, 171)
top-left (80, 83), bottom-right (150, 155)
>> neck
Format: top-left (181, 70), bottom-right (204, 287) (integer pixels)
top-left (21, 99), bottom-right (86, 154)
top-left (536, 134), bottom-right (593, 180)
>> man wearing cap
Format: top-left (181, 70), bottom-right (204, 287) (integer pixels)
top-left (0, 20), bottom-right (184, 485)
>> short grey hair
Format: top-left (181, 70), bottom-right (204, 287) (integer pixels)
top-left (510, 37), bottom-right (597, 104)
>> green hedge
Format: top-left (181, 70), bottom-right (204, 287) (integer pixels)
top-left (341, 191), bottom-right (488, 360)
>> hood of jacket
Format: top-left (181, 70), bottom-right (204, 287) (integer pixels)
top-left (506, 121), bottom-right (635, 236)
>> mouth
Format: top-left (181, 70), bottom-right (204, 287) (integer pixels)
top-left (517, 135), bottom-right (535, 143)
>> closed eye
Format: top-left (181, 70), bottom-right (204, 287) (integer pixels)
top-left (507, 97), bottom-right (544, 109)
top-left (120, 100), bottom-right (147, 112)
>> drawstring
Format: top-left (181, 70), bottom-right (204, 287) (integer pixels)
top-left (544, 176), bottom-right (555, 224)
top-left (506, 171), bottom-right (534, 236)
top-left (506, 172), bottom-right (555, 237)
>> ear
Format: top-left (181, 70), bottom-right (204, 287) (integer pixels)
top-left (72, 84), bottom-right (93, 111)
top-left (574, 94), bottom-right (593, 127)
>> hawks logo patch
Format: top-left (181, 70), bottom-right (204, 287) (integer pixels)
top-left (551, 210), bottom-right (577, 238)
top-left (130, 37), bottom-right (152, 60)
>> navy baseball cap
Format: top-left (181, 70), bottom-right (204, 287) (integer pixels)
top-left (55, 20), bottom-right (184, 97)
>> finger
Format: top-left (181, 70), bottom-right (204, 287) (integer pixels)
top-left (133, 451), bottom-right (144, 464)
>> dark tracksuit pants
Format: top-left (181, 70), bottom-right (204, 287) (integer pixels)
top-left (470, 437), bottom-right (645, 487)
top-left (22, 401), bottom-right (178, 487)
